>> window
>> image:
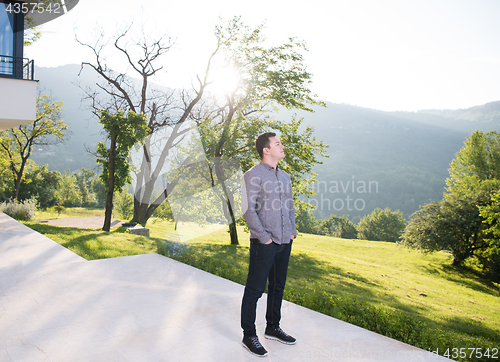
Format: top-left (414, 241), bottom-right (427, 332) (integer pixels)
top-left (0, 1), bottom-right (24, 78)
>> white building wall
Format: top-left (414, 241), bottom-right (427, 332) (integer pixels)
top-left (0, 77), bottom-right (37, 131)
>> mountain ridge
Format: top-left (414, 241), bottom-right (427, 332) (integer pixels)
top-left (32, 64), bottom-right (500, 221)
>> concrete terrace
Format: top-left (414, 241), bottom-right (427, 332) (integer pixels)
top-left (0, 213), bottom-right (452, 362)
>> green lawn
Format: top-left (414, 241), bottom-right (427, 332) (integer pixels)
top-left (23, 216), bottom-right (500, 361)
top-left (23, 222), bottom-right (158, 260)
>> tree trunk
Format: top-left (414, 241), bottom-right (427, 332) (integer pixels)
top-left (12, 171), bottom-right (23, 201)
top-left (103, 135), bottom-right (117, 232)
top-left (213, 157), bottom-right (239, 245)
top-left (229, 222), bottom-right (238, 245)
top-left (133, 199), bottom-right (149, 225)
top-left (225, 196), bottom-right (239, 245)
top-left (132, 189), bottom-right (164, 225)
top-left (133, 178), bottom-right (177, 225)
top-left (131, 120), bottom-right (191, 226)
top-left (11, 156), bottom-right (29, 201)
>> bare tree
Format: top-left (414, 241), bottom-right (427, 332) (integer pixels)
top-left (76, 24), bottom-right (219, 224)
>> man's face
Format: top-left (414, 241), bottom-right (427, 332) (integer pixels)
top-left (265, 136), bottom-right (285, 160)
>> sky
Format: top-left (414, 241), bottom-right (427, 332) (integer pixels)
top-left (25, 0), bottom-right (500, 112)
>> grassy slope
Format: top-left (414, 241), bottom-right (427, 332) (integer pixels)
top-left (22, 214), bottom-right (500, 360)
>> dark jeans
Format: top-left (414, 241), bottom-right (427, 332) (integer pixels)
top-left (241, 238), bottom-right (293, 337)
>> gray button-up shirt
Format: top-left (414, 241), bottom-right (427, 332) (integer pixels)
top-left (241, 161), bottom-right (297, 244)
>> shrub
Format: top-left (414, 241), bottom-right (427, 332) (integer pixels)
top-left (0, 197), bottom-right (37, 221)
top-left (316, 214), bottom-right (358, 239)
top-left (296, 207), bottom-right (358, 239)
top-left (358, 207), bottom-right (406, 242)
top-left (53, 201), bottom-right (65, 216)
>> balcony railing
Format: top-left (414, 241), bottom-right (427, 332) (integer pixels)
top-left (0, 55), bottom-right (35, 80)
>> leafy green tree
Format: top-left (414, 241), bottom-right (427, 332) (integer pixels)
top-left (481, 190), bottom-right (500, 238)
top-left (402, 188), bottom-right (494, 265)
top-left (194, 17), bottom-right (328, 244)
top-left (0, 147), bottom-right (13, 201)
top-left (114, 187), bottom-right (134, 221)
top-left (56, 170), bottom-right (82, 207)
top-left (77, 178), bottom-right (91, 205)
top-left (197, 116), bottom-right (327, 244)
top-left (18, 164), bottom-right (62, 208)
top-left (274, 118), bottom-right (329, 208)
top-left (91, 176), bottom-right (107, 207)
top-left (317, 214), bottom-right (358, 239)
top-left (478, 190), bottom-right (500, 281)
top-left (74, 168), bottom-right (97, 206)
top-left (357, 207), bottom-right (406, 242)
top-left (402, 131), bottom-right (500, 271)
top-left (446, 130), bottom-right (500, 197)
top-left (296, 204), bottom-right (318, 234)
top-left (0, 94), bottom-right (68, 200)
top-left (295, 208), bottom-right (357, 239)
top-left (96, 110), bottom-right (148, 231)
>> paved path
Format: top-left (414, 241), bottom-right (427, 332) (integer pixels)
top-left (0, 213), bottom-right (452, 361)
top-left (36, 216), bottom-right (123, 229)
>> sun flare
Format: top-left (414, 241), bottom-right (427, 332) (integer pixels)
top-left (209, 67), bottom-right (240, 96)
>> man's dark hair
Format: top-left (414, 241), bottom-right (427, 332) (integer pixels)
top-left (255, 132), bottom-right (276, 159)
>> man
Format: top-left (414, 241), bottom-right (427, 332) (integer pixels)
top-left (240, 132), bottom-right (297, 357)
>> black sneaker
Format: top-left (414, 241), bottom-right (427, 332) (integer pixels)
top-left (242, 336), bottom-right (268, 357)
top-left (264, 326), bottom-right (296, 344)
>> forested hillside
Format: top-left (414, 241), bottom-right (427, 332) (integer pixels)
top-left (32, 65), bottom-right (500, 222)
top-left (280, 102), bottom-right (500, 222)
top-left (418, 101), bottom-right (500, 129)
